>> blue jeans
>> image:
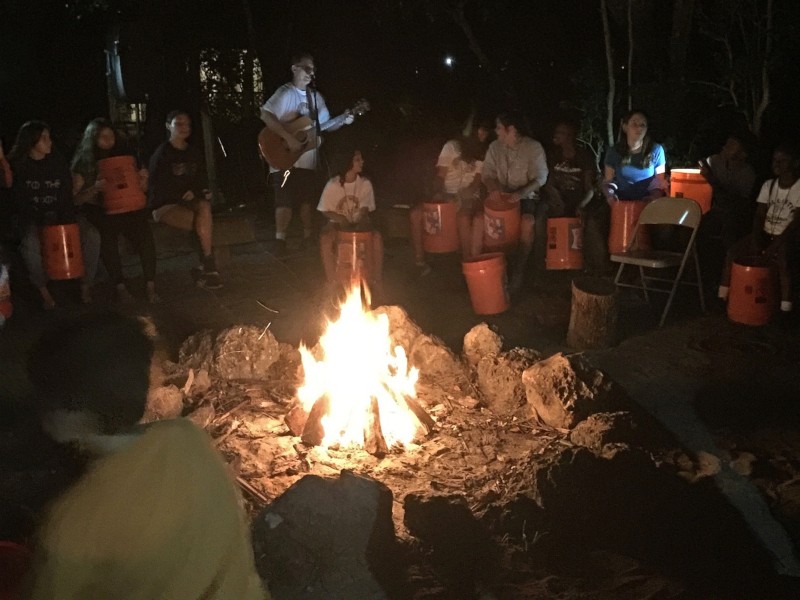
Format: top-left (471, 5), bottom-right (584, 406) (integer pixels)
top-left (20, 216), bottom-right (101, 288)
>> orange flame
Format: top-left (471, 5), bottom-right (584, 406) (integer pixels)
top-left (297, 286), bottom-right (420, 448)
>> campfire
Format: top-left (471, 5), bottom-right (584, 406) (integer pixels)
top-left (285, 286), bottom-right (435, 456)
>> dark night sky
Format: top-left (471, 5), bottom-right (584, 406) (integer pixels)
top-left (1, 0), bottom-right (799, 197)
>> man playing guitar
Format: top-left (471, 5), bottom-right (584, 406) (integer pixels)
top-left (260, 52), bottom-right (354, 255)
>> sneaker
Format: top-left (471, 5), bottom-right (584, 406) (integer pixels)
top-left (194, 268), bottom-right (223, 290)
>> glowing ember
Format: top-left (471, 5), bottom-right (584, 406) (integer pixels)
top-left (296, 286), bottom-right (422, 449)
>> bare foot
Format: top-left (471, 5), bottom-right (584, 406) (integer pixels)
top-left (39, 287), bottom-right (56, 310)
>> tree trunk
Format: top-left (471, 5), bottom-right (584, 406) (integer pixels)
top-left (627, 0), bottom-right (633, 110)
top-left (567, 276), bottom-right (618, 349)
top-left (669, 0), bottom-right (695, 82)
top-left (601, 0), bottom-right (616, 146)
top-left (753, 0), bottom-right (773, 136)
top-left (200, 108), bottom-right (222, 206)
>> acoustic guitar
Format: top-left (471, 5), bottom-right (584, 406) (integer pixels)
top-left (258, 99), bottom-right (370, 170)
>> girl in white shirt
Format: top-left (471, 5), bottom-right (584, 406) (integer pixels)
top-left (317, 150), bottom-right (384, 293)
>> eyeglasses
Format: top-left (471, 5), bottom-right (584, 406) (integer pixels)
top-left (295, 64), bottom-right (315, 75)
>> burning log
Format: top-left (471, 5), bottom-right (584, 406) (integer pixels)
top-left (364, 398), bottom-right (389, 457)
top-left (395, 392), bottom-right (435, 436)
top-left (300, 396), bottom-right (330, 447)
top-left (284, 404), bottom-right (309, 436)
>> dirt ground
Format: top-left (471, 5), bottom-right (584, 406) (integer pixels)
top-left (2, 210), bottom-right (800, 598)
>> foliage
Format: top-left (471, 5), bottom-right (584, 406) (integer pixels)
top-left (199, 49), bottom-right (264, 123)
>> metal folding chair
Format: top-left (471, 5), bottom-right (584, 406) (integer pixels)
top-left (610, 197), bottom-right (706, 326)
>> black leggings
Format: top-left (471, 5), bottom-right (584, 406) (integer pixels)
top-left (85, 206), bottom-right (157, 284)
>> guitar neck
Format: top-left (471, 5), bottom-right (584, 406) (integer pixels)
top-left (320, 111), bottom-right (351, 133)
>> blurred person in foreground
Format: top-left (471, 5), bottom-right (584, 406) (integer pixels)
top-left (23, 312), bottom-right (269, 599)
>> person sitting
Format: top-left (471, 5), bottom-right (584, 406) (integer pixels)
top-left (72, 118), bottom-right (160, 303)
top-left (317, 149), bottom-right (383, 295)
top-left (148, 110), bottom-right (221, 290)
top-left (24, 312), bottom-right (269, 599)
top-left (718, 143), bottom-right (800, 315)
top-left (8, 120), bottom-right (100, 309)
top-left (541, 118), bottom-right (606, 271)
top-left (699, 132), bottom-right (757, 250)
top-left (473, 111), bottom-right (548, 294)
top-left (601, 109), bottom-right (667, 202)
top-left (410, 124), bottom-right (489, 275)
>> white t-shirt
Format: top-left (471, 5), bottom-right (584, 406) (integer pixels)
top-left (757, 178), bottom-right (800, 236)
top-left (317, 175), bottom-right (375, 224)
top-left (436, 140), bottom-right (482, 194)
top-left (262, 83), bottom-right (331, 172)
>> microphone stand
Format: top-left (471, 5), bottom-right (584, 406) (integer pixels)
top-left (308, 79), bottom-right (323, 175)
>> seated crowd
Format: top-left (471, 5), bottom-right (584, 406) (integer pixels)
top-left (0, 106), bottom-right (798, 317)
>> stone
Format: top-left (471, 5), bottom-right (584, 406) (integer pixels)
top-left (252, 471), bottom-right (401, 599)
top-left (409, 334), bottom-right (465, 380)
top-left (462, 323), bottom-right (503, 368)
top-left (212, 325), bottom-right (281, 380)
top-left (476, 348), bottom-right (541, 416)
top-left (178, 329), bottom-right (215, 372)
top-left (372, 305), bottom-right (423, 356)
top-left (142, 385), bottom-right (183, 422)
top-left (193, 368), bottom-right (212, 394)
top-left (569, 411), bottom-right (649, 451)
top-left (521, 353), bottom-right (631, 430)
top-left (187, 404), bottom-right (215, 429)
top-left (403, 494), bottom-right (497, 596)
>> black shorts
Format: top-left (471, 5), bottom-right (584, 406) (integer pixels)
top-left (269, 168), bottom-right (320, 209)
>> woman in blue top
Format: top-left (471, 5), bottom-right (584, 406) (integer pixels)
top-left (602, 109), bottom-right (667, 202)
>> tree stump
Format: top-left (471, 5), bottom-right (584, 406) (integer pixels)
top-left (566, 276), bottom-right (617, 349)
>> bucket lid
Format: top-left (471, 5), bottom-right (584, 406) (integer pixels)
top-left (462, 252), bottom-right (506, 273)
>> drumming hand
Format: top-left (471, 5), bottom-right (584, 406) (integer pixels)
top-left (344, 114), bottom-right (355, 125)
top-left (93, 179), bottom-right (105, 193)
top-left (182, 190), bottom-right (196, 201)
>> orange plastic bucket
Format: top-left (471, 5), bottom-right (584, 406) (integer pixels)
top-left (422, 201), bottom-right (459, 253)
top-left (608, 200), bottom-right (651, 254)
top-left (546, 217), bottom-right (584, 270)
top-left (0, 541), bottom-right (32, 600)
top-left (98, 155), bottom-right (147, 215)
top-left (727, 257), bottom-right (776, 326)
top-left (483, 192), bottom-right (521, 253)
top-left (40, 223), bottom-right (85, 280)
top-left (670, 168), bottom-right (712, 214)
top-left (462, 252), bottom-right (509, 315)
top-left (336, 230), bottom-right (374, 286)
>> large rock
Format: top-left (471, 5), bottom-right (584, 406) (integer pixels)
top-left (178, 329), bottom-right (214, 372)
top-left (521, 353), bottom-right (630, 429)
top-left (570, 411), bottom-right (677, 452)
top-left (252, 471), bottom-right (400, 600)
top-left (462, 323), bottom-right (503, 368)
top-left (403, 494), bottom-right (497, 596)
top-left (476, 348), bottom-right (541, 416)
top-left (372, 305), bottom-right (464, 380)
top-left (142, 385), bottom-right (183, 422)
top-left (409, 334), bottom-right (465, 380)
top-left (212, 325), bottom-right (281, 380)
top-left (372, 305), bottom-right (423, 356)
